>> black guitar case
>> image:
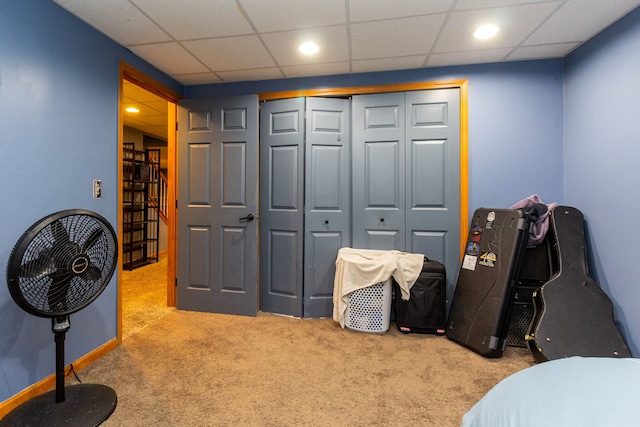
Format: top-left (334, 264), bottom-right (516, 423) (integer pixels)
top-left (446, 208), bottom-right (538, 358)
top-left (526, 206), bottom-right (631, 362)
top-left (505, 235), bottom-right (557, 347)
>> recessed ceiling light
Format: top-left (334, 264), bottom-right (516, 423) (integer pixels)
top-left (299, 42), bottom-right (319, 55)
top-left (125, 107), bottom-right (140, 113)
top-left (474, 24), bottom-right (500, 39)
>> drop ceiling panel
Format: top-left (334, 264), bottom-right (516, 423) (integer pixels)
top-left (240, 0), bottom-right (346, 32)
top-left (281, 62), bottom-right (351, 78)
top-left (455, 0), bottom-right (557, 9)
top-left (143, 100), bottom-right (169, 115)
top-left (352, 56), bottom-right (428, 73)
top-left (434, 3), bottom-right (560, 52)
top-left (129, 43), bottom-right (209, 75)
top-left (182, 35), bottom-right (276, 71)
top-left (349, 0), bottom-right (454, 22)
top-left (508, 42), bottom-right (580, 61)
top-left (123, 82), bottom-right (164, 102)
top-left (351, 15), bottom-right (446, 60)
top-left (525, 0), bottom-right (640, 45)
top-left (427, 48), bottom-right (514, 67)
top-left (262, 26), bottom-right (349, 66)
top-left (55, 0), bottom-right (170, 45)
top-left (130, 0), bottom-right (254, 39)
top-left (216, 68), bottom-right (284, 82)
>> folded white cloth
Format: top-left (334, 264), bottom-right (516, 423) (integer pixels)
top-left (332, 248), bottom-right (424, 327)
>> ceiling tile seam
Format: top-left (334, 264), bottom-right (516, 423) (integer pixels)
top-left (126, 0), bottom-right (175, 44)
top-left (126, 0), bottom-right (225, 80)
top-left (347, 5), bottom-right (459, 25)
top-left (234, 0), bottom-right (285, 81)
top-left (503, 0), bottom-right (568, 62)
top-left (451, 0), bottom-right (562, 13)
top-left (174, 40), bottom-right (226, 82)
top-left (345, 0), bottom-right (353, 73)
top-left (350, 53), bottom-right (435, 64)
top-left (125, 25), bottom-right (353, 45)
top-left (421, 0), bottom-right (459, 68)
top-left (125, 35), bottom-right (254, 47)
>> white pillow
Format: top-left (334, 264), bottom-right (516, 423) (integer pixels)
top-left (461, 356), bottom-right (640, 427)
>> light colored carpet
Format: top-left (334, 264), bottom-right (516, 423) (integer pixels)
top-left (121, 254), bottom-right (171, 340)
top-left (80, 255), bottom-right (536, 426)
top-left (74, 309), bottom-right (534, 427)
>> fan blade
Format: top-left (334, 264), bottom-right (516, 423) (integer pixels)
top-left (48, 273), bottom-right (72, 312)
top-left (50, 219), bottom-right (71, 247)
top-left (19, 250), bottom-right (56, 279)
top-left (82, 228), bottom-right (104, 253)
top-left (82, 265), bottom-right (103, 282)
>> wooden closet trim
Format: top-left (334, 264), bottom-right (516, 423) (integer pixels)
top-left (260, 80), bottom-right (469, 258)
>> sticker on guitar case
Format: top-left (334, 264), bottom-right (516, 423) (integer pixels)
top-left (462, 254), bottom-right (477, 270)
top-left (469, 226), bottom-right (483, 242)
top-left (486, 211), bottom-right (496, 229)
top-left (479, 251), bottom-right (497, 267)
top-left (465, 241), bottom-right (480, 256)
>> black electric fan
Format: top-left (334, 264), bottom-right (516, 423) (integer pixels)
top-left (2, 209), bottom-right (118, 426)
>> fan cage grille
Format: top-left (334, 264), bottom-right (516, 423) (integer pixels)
top-left (10, 212), bottom-right (117, 316)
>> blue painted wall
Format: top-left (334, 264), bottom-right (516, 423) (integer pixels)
top-left (0, 0), bottom-right (182, 403)
top-left (564, 6), bottom-right (640, 356)
top-left (1, 0), bottom-right (637, 408)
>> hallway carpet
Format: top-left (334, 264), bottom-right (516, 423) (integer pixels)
top-left (121, 254), bottom-right (171, 340)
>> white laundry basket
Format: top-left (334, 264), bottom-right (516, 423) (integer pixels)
top-left (344, 279), bottom-right (392, 333)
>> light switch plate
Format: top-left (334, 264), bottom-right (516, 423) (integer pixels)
top-left (93, 180), bottom-right (102, 199)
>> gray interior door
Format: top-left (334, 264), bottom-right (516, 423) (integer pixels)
top-left (352, 89), bottom-right (461, 302)
top-left (352, 92), bottom-right (406, 250)
top-left (259, 98), bottom-right (305, 317)
top-left (177, 95), bottom-right (259, 316)
top-left (404, 89), bottom-right (460, 302)
top-left (303, 97), bottom-right (351, 318)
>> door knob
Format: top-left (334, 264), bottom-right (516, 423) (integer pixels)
top-left (238, 213), bottom-right (255, 221)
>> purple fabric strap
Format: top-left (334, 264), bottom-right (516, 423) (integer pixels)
top-left (510, 194), bottom-right (558, 247)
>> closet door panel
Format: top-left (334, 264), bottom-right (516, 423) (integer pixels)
top-left (304, 97), bottom-right (351, 317)
top-left (259, 98), bottom-right (305, 317)
top-left (405, 89), bottom-right (460, 304)
top-left (352, 92), bottom-right (405, 250)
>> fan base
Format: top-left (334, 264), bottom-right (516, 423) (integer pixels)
top-left (0, 384), bottom-right (116, 427)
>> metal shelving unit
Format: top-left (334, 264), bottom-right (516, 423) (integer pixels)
top-left (122, 143), bottom-right (160, 270)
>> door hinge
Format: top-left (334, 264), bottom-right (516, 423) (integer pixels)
top-left (175, 278), bottom-right (178, 287)
top-left (176, 200), bottom-right (178, 209)
top-left (176, 122), bottom-right (179, 131)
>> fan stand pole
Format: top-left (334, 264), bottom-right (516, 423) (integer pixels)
top-left (54, 322), bottom-right (67, 403)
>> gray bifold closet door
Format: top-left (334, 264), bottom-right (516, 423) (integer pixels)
top-left (352, 89), bottom-right (461, 305)
top-left (260, 97), bottom-right (351, 318)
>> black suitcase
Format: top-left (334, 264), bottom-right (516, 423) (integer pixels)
top-left (446, 208), bottom-right (538, 357)
top-left (394, 257), bottom-right (446, 335)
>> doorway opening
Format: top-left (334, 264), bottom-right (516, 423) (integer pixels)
top-left (118, 62), bottom-right (180, 342)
